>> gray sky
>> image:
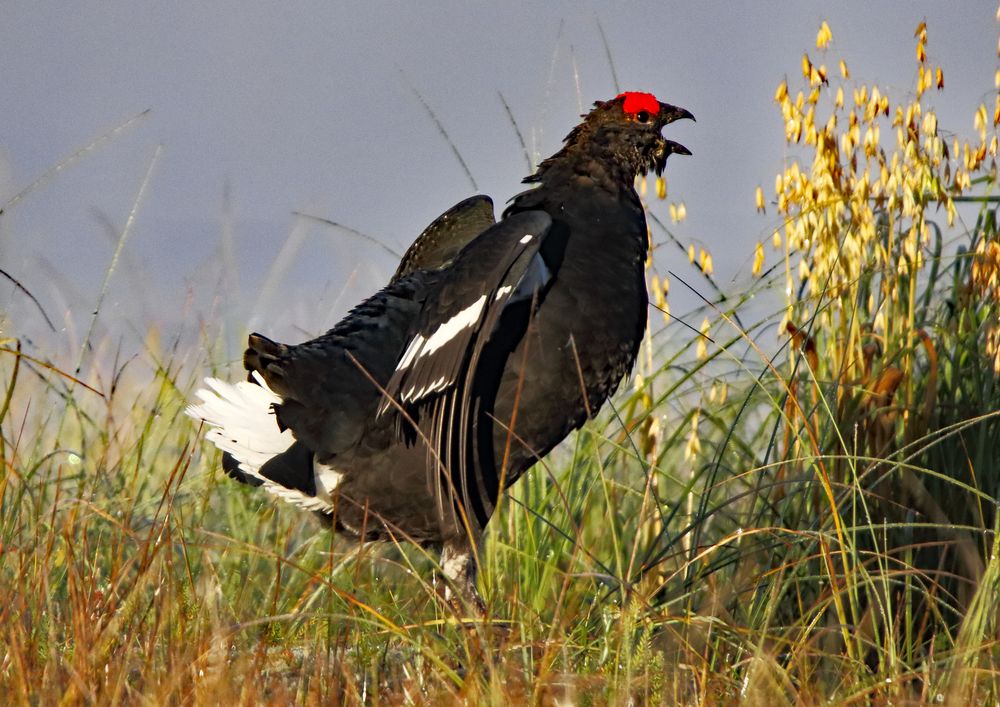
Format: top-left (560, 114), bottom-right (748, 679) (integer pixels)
top-left (1, 2), bottom-right (996, 362)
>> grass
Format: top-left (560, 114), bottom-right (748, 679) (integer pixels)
top-left (2, 19), bottom-right (1000, 705)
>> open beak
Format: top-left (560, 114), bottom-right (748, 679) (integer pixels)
top-left (659, 103), bottom-right (695, 125)
top-left (658, 102), bottom-right (694, 157)
top-left (663, 139), bottom-right (691, 157)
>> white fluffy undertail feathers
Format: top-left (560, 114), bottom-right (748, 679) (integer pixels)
top-left (186, 372), bottom-right (341, 515)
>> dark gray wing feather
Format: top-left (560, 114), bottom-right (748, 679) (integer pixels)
top-left (379, 210), bottom-right (554, 531)
top-left (379, 210), bottom-right (552, 416)
top-left (392, 195), bottom-right (495, 281)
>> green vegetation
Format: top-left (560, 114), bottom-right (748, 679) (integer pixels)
top-left (2, 21), bottom-right (998, 704)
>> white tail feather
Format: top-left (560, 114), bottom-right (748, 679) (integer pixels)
top-left (186, 372), bottom-right (293, 479)
top-left (187, 373), bottom-right (340, 515)
top-left (260, 479), bottom-right (335, 514)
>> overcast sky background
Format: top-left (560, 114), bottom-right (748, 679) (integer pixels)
top-left (1, 2), bottom-right (996, 365)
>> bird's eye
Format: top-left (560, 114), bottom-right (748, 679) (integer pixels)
top-left (635, 110), bottom-right (651, 124)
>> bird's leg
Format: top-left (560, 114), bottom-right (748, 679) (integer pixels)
top-left (439, 540), bottom-right (486, 617)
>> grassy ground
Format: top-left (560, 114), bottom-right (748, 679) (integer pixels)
top-left (2, 20), bottom-right (999, 705)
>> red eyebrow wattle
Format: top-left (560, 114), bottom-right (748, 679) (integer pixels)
top-left (617, 92), bottom-right (660, 116)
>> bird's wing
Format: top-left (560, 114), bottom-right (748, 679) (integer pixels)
top-left (245, 198), bottom-right (499, 456)
top-left (379, 210), bottom-right (554, 529)
top-left (392, 195), bottom-right (496, 281)
top-left (380, 210), bottom-right (552, 415)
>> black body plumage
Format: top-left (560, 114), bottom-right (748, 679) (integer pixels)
top-left (189, 92), bottom-right (693, 607)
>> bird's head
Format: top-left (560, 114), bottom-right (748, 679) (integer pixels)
top-left (527, 91), bottom-right (694, 186)
top-left (595, 91), bottom-right (694, 176)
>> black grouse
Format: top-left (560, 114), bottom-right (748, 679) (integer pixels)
top-left (188, 91), bottom-right (693, 609)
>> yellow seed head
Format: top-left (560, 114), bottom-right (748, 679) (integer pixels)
top-left (922, 111), bottom-right (937, 135)
top-left (651, 274), bottom-right (665, 309)
top-left (975, 103), bottom-right (988, 141)
top-left (816, 21), bottom-right (832, 49)
top-left (684, 409), bottom-right (701, 461)
top-left (752, 241), bottom-right (765, 276)
top-left (697, 319), bottom-right (710, 360)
